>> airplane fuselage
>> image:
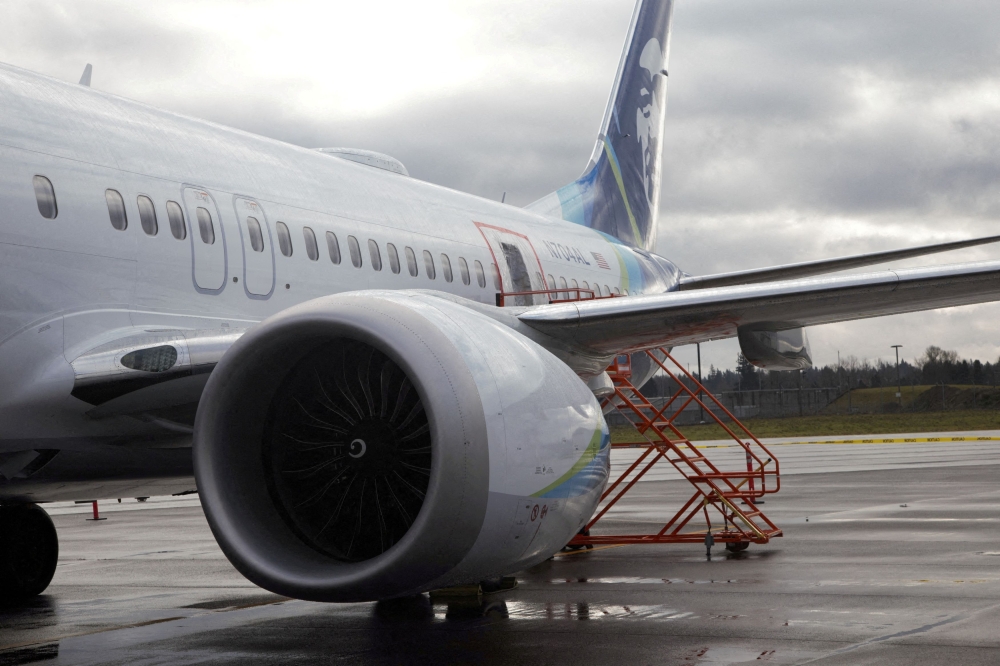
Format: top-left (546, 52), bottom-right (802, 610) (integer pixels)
top-left (0, 63), bottom-right (679, 501)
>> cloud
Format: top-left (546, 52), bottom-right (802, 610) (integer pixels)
top-left (3, 0), bottom-right (1000, 368)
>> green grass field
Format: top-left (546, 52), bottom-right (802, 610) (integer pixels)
top-left (609, 409), bottom-right (1000, 443)
top-left (823, 385), bottom-right (989, 411)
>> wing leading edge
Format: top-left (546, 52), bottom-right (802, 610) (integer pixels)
top-left (677, 234), bottom-right (1000, 290)
top-left (518, 260), bottom-right (1000, 355)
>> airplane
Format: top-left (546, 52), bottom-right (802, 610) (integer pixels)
top-left (3, 0), bottom-right (1000, 604)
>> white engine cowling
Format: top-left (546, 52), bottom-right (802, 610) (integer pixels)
top-left (194, 291), bottom-right (609, 602)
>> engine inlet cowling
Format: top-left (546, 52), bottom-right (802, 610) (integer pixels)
top-left (194, 293), bottom-right (490, 602)
top-left (263, 339), bottom-right (432, 563)
top-left (195, 291), bottom-right (608, 603)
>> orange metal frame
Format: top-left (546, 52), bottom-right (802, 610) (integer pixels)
top-left (495, 287), bottom-right (781, 548)
top-left (568, 349), bottom-right (782, 546)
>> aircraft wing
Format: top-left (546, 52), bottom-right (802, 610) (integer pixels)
top-left (517, 260), bottom-right (1000, 355)
top-left (677, 234), bottom-right (1000, 290)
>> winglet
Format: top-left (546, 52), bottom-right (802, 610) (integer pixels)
top-left (79, 64), bottom-right (92, 87)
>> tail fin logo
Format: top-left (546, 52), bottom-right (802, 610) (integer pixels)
top-left (526, 0), bottom-right (674, 250)
top-left (637, 38), bottom-right (667, 208)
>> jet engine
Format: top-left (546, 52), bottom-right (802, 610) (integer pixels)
top-left (194, 291), bottom-right (609, 602)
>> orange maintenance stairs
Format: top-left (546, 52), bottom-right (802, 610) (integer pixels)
top-left (568, 348), bottom-right (782, 550)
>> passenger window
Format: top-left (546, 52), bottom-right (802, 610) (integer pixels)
top-left (276, 221), bottom-right (292, 256)
top-left (582, 281), bottom-right (590, 291)
top-left (458, 257), bottom-right (470, 285)
top-left (105, 189), bottom-right (127, 231)
top-left (32, 176), bottom-right (57, 219)
top-left (348, 235), bottom-right (362, 267)
top-left (474, 260), bottom-right (486, 288)
top-left (387, 243), bottom-right (400, 274)
top-left (196, 207), bottom-right (215, 244)
top-left (423, 250), bottom-right (436, 279)
top-left (571, 279), bottom-right (579, 295)
top-left (246, 216), bottom-right (264, 252)
top-left (547, 274), bottom-right (555, 290)
top-left (368, 239), bottom-right (382, 271)
top-left (623, 289), bottom-right (629, 296)
top-left (559, 276), bottom-right (568, 299)
top-left (603, 284), bottom-right (611, 297)
top-left (326, 231), bottom-right (341, 264)
top-left (166, 201), bottom-right (186, 240)
top-left (440, 254), bottom-right (453, 282)
top-left (613, 286), bottom-right (621, 295)
top-left (490, 263), bottom-right (501, 291)
top-left (303, 226), bottom-right (319, 261)
top-left (405, 247), bottom-right (418, 276)
top-left (137, 195), bottom-right (157, 235)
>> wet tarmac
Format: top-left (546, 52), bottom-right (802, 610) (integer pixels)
top-left (2, 438), bottom-right (1000, 665)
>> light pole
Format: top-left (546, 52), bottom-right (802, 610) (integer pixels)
top-left (891, 345), bottom-right (903, 407)
top-left (696, 342), bottom-right (704, 423)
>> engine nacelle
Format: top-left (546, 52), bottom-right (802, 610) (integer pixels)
top-left (194, 291), bottom-right (608, 602)
top-left (737, 326), bottom-right (812, 371)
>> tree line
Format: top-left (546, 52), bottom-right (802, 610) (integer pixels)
top-left (644, 346), bottom-right (1000, 395)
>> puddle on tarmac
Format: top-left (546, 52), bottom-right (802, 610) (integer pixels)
top-left (680, 647), bottom-right (776, 663)
top-left (0, 642), bottom-right (59, 665)
top-left (548, 577), bottom-right (738, 585)
top-left (436, 601), bottom-right (696, 622)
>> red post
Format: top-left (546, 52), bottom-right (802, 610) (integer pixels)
top-left (87, 500), bottom-right (107, 521)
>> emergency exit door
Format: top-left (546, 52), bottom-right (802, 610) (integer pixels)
top-left (475, 222), bottom-right (548, 306)
top-left (183, 187), bottom-right (227, 293)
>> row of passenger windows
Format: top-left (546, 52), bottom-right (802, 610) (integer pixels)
top-left (31, 176), bottom-right (618, 296)
top-left (32, 176), bottom-right (497, 289)
top-left (546, 274), bottom-right (621, 298)
top-left (271, 219), bottom-right (490, 287)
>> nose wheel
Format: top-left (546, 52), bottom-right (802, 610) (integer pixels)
top-left (0, 503), bottom-right (59, 603)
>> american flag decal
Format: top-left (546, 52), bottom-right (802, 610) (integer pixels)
top-left (592, 252), bottom-right (611, 270)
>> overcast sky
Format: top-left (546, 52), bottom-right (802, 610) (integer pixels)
top-left (4, 0), bottom-right (1000, 373)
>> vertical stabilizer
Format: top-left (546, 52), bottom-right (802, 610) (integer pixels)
top-left (527, 0), bottom-right (674, 250)
top-left (79, 64), bottom-right (93, 87)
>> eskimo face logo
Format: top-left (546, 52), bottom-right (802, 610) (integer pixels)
top-left (635, 38), bottom-right (667, 206)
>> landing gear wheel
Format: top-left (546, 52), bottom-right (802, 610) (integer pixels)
top-left (725, 541), bottom-right (750, 553)
top-left (0, 504), bottom-right (59, 603)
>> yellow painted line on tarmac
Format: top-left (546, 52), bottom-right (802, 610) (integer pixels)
top-left (719, 436), bottom-right (1000, 447)
top-left (617, 436), bottom-right (1000, 449)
